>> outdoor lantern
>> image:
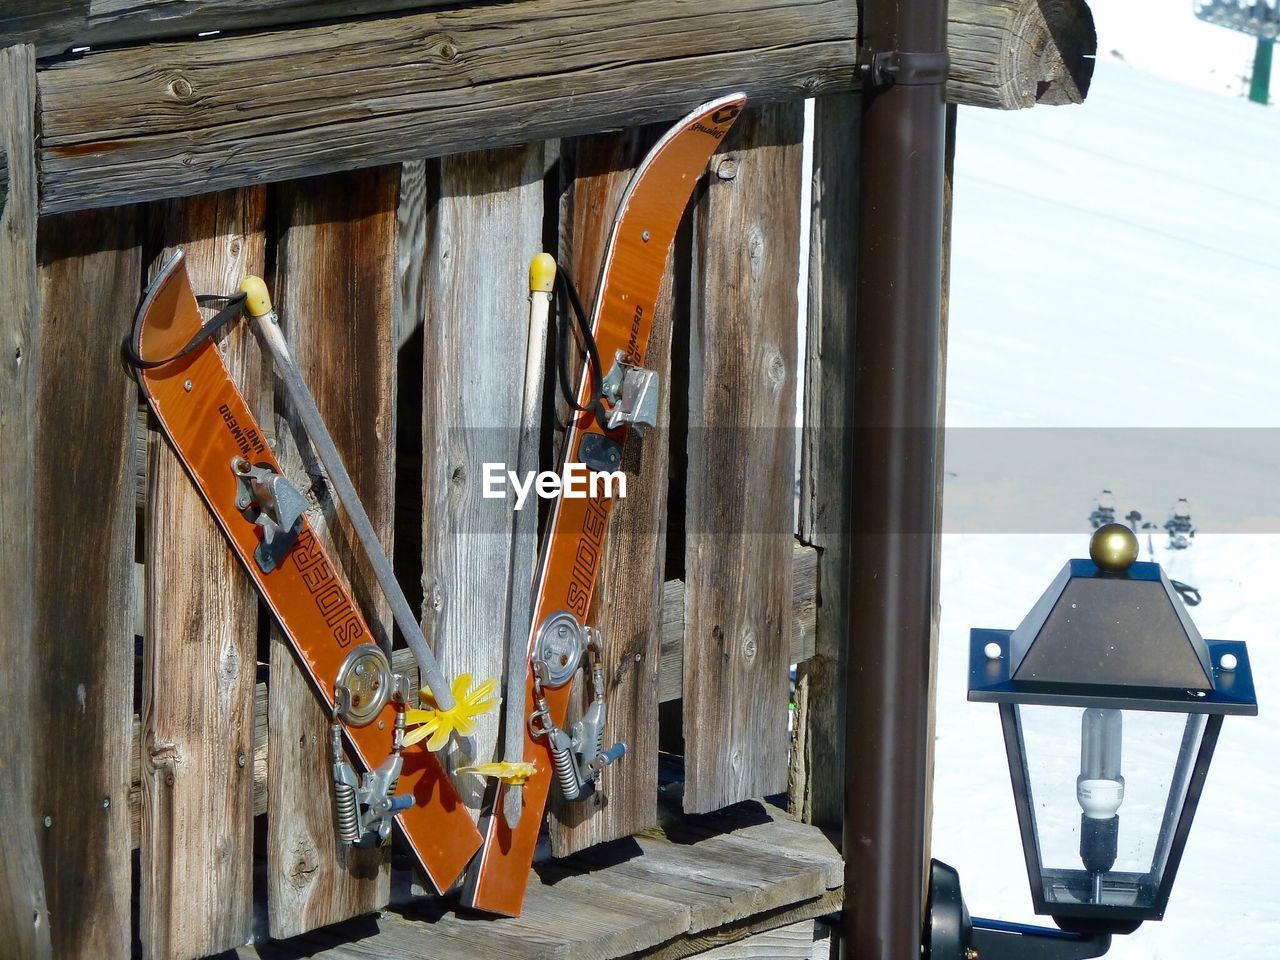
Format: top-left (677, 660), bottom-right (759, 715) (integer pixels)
top-left (967, 523), bottom-right (1257, 939)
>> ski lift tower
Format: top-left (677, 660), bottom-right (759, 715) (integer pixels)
top-left (1195, 0), bottom-right (1280, 103)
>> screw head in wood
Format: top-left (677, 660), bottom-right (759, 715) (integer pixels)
top-left (183, 379), bottom-right (193, 391)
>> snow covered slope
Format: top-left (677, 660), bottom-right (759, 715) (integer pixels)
top-left (932, 51), bottom-right (1280, 960)
top-left (1087, 0), bottom-right (1261, 99)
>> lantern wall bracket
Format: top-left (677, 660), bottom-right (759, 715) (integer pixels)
top-left (928, 860), bottom-right (1112, 960)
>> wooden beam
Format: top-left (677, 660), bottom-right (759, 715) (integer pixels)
top-left (34, 0), bottom-right (857, 214)
top-left (77, 0), bottom-right (465, 54)
top-left (0, 2), bottom-right (86, 53)
top-left (17, 0), bottom-right (1095, 113)
top-left (948, 0), bottom-right (1096, 108)
top-left (683, 104), bottom-right (803, 815)
top-left (0, 43), bottom-right (54, 960)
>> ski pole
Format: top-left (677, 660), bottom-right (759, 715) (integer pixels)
top-left (238, 277), bottom-right (455, 713)
top-left (500, 253), bottom-right (555, 828)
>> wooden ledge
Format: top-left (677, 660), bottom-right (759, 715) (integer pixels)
top-left (237, 800), bottom-right (842, 960)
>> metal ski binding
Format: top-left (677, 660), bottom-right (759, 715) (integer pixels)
top-left (527, 612), bottom-right (626, 802)
top-left (231, 456), bottom-right (309, 573)
top-left (329, 645), bottom-right (414, 847)
top-left (601, 349), bottom-right (659, 434)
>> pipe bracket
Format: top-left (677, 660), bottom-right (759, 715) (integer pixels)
top-left (859, 50), bottom-right (949, 87)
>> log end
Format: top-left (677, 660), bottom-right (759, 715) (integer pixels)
top-left (1015, 0), bottom-right (1098, 107)
top-left (947, 0), bottom-right (1098, 110)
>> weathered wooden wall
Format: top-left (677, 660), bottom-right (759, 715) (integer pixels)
top-left (0, 0), bottom-right (1101, 955)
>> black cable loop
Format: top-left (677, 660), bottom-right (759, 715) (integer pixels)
top-left (123, 292), bottom-right (248, 371)
top-left (552, 269), bottom-right (608, 430)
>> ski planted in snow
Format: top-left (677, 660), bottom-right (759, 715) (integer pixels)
top-left (131, 255), bottom-right (483, 893)
top-left (463, 92), bottom-right (747, 916)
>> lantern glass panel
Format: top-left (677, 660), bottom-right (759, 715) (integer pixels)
top-left (1013, 705), bottom-right (1208, 913)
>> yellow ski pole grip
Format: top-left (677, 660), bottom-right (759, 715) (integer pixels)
top-left (529, 253), bottom-right (556, 294)
top-left (239, 276), bottom-right (274, 318)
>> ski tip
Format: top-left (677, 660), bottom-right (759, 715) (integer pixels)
top-left (529, 253), bottom-right (556, 294)
top-left (239, 275), bottom-right (273, 318)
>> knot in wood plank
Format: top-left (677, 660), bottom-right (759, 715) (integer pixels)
top-left (167, 76), bottom-right (194, 101)
top-left (287, 837), bottom-right (320, 891)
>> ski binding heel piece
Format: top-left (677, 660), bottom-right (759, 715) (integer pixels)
top-left (601, 351), bottom-right (659, 434)
top-left (527, 614), bottom-right (627, 802)
top-left (329, 645), bottom-right (414, 847)
top-left (232, 456), bottom-right (308, 573)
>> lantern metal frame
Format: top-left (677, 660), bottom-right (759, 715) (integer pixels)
top-left (968, 556), bottom-right (1258, 934)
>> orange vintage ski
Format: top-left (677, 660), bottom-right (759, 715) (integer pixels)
top-left (132, 253), bottom-right (482, 892)
top-left (464, 93), bottom-right (746, 916)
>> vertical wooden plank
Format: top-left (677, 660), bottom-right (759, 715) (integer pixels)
top-left (548, 129), bottom-right (672, 854)
top-left (33, 213), bottom-right (138, 960)
top-left (420, 144), bottom-right (543, 815)
top-left (684, 104), bottom-right (803, 815)
top-left (921, 103), bottom-right (957, 900)
top-left (393, 158), bottom-right (431, 676)
top-left (0, 43), bottom-right (54, 960)
top-left (268, 167), bottom-right (397, 937)
top-left (141, 188), bottom-right (264, 959)
top-left (788, 93), bottom-right (859, 830)
top-left (396, 159), bottom-right (429, 350)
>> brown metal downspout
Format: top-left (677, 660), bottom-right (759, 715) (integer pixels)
top-left (843, 0), bottom-right (950, 957)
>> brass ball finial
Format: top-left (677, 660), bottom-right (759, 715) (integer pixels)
top-left (1090, 523), bottom-right (1139, 571)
